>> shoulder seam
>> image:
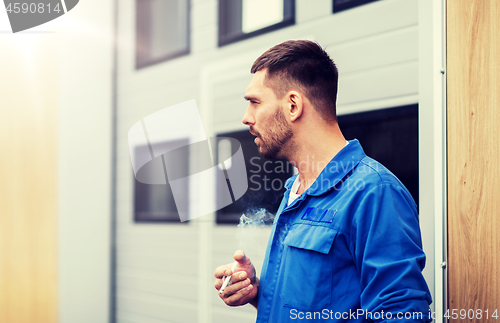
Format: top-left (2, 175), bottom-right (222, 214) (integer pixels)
top-left (359, 158), bottom-right (384, 183)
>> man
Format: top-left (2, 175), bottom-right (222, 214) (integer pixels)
top-left (214, 40), bottom-right (432, 322)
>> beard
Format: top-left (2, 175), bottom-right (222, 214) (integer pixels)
top-left (253, 107), bottom-right (293, 160)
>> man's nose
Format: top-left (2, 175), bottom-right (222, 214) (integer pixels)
top-left (242, 106), bottom-right (255, 126)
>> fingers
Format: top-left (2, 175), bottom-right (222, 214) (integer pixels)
top-left (214, 270), bottom-right (248, 290)
top-left (220, 276), bottom-right (250, 297)
top-left (213, 252), bottom-right (259, 307)
top-left (233, 250), bottom-right (246, 262)
top-left (219, 281), bottom-right (255, 306)
top-left (214, 262), bottom-right (237, 279)
top-left (233, 250), bottom-right (250, 265)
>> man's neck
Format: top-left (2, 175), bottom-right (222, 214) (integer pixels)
top-left (289, 124), bottom-right (346, 195)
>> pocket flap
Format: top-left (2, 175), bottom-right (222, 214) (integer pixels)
top-left (284, 224), bottom-right (338, 254)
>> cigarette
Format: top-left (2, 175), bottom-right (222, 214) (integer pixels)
top-left (219, 261), bottom-right (238, 294)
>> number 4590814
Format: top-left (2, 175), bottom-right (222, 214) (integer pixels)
top-left (444, 309), bottom-right (498, 320)
top-left (6, 3), bottom-right (62, 14)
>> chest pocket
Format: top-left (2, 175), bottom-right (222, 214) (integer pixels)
top-left (279, 223), bottom-right (338, 310)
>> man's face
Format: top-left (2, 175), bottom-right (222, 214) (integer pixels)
top-left (242, 69), bottom-right (293, 159)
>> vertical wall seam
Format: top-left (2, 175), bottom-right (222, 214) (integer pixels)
top-left (110, 0), bottom-right (119, 320)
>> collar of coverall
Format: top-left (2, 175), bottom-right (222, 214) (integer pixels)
top-left (284, 139), bottom-right (366, 196)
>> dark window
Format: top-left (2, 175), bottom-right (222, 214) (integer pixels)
top-left (333, 0), bottom-right (378, 13)
top-left (338, 105), bottom-right (419, 206)
top-left (219, 0), bottom-right (295, 47)
top-left (133, 138), bottom-right (189, 222)
top-left (136, 0), bottom-right (190, 68)
top-left (216, 130), bottom-right (294, 224)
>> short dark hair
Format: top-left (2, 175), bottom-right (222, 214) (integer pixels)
top-left (251, 40), bottom-right (339, 122)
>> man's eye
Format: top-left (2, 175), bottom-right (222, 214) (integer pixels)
top-left (251, 100), bottom-right (258, 104)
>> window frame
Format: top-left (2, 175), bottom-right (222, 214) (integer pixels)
top-left (135, 0), bottom-right (191, 69)
top-left (332, 0), bottom-right (378, 13)
top-left (132, 138), bottom-right (190, 224)
top-left (218, 0), bottom-right (295, 47)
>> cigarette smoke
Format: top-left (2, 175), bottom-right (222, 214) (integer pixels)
top-left (238, 208), bottom-right (275, 227)
top-left (236, 208), bottom-right (274, 271)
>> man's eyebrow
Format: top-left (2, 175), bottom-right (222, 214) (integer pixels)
top-left (244, 95), bottom-right (258, 101)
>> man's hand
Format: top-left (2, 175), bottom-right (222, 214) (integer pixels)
top-left (214, 250), bottom-right (259, 308)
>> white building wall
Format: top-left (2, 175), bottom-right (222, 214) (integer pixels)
top-left (114, 1), bottom-right (430, 323)
top-left (57, 1), bottom-right (114, 322)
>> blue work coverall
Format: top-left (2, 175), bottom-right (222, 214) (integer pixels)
top-left (256, 140), bottom-right (432, 322)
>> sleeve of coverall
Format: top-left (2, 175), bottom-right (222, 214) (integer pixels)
top-left (350, 183), bottom-right (433, 322)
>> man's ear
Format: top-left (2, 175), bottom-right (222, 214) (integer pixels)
top-left (286, 91), bottom-right (303, 122)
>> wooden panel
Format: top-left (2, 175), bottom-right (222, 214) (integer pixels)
top-left (447, 0), bottom-right (500, 320)
top-left (0, 36), bottom-right (58, 323)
